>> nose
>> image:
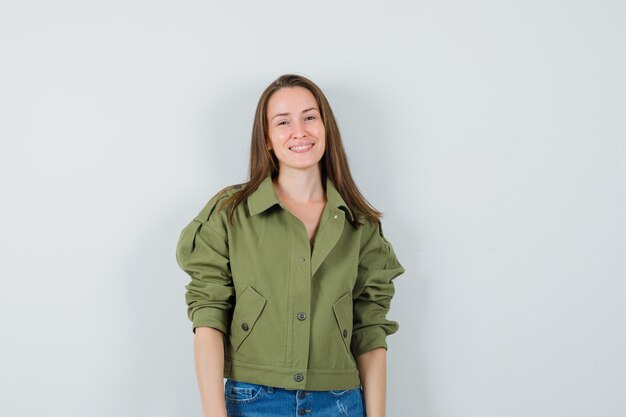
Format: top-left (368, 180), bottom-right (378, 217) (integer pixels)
top-left (292, 120), bottom-right (306, 139)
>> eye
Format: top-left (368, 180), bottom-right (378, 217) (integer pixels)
top-left (277, 120), bottom-right (288, 126)
top-left (304, 115), bottom-right (317, 121)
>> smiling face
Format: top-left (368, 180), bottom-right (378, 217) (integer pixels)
top-left (266, 86), bottom-right (326, 172)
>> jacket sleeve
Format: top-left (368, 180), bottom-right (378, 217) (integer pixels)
top-left (351, 219), bottom-right (405, 359)
top-left (175, 193), bottom-right (235, 335)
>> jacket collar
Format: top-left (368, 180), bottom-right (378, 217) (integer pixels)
top-left (248, 173), bottom-right (354, 222)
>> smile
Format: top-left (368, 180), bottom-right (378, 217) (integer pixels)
top-left (289, 143), bottom-right (314, 153)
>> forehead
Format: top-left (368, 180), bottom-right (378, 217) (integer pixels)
top-left (267, 86), bottom-right (319, 114)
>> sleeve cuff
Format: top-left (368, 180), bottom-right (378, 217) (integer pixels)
top-left (190, 307), bottom-right (230, 335)
top-left (350, 327), bottom-right (389, 359)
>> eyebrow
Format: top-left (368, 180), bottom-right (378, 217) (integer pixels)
top-left (271, 107), bottom-right (319, 121)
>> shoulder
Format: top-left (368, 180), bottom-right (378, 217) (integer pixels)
top-left (190, 182), bottom-right (246, 236)
top-left (356, 214), bottom-right (400, 262)
top-left (193, 184), bottom-right (239, 219)
top-left (176, 185), bottom-right (240, 266)
top-left (355, 213), bottom-right (387, 243)
top-left (356, 215), bottom-right (404, 275)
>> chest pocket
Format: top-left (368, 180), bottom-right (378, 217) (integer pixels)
top-left (332, 292), bottom-right (354, 360)
top-left (229, 286), bottom-right (267, 351)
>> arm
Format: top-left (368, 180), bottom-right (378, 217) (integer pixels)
top-left (194, 327), bottom-right (227, 417)
top-left (351, 219), bottom-right (405, 416)
top-left (176, 195), bottom-right (236, 416)
top-left (357, 347), bottom-right (387, 417)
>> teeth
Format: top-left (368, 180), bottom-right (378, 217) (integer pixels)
top-left (290, 143), bottom-right (313, 151)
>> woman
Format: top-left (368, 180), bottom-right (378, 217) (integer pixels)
top-left (176, 74), bottom-right (405, 417)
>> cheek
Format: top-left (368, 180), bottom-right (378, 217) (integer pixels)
top-left (268, 130), bottom-right (286, 147)
top-left (273, 127), bottom-right (289, 139)
top-left (314, 123), bottom-right (326, 139)
top-left (319, 128), bottom-right (326, 145)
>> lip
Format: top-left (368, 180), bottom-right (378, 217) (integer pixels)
top-left (289, 143), bottom-right (315, 153)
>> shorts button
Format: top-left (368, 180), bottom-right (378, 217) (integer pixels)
top-left (298, 391), bottom-right (306, 399)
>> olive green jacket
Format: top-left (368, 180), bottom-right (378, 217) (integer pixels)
top-left (175, 173), bottom-right (405, 391)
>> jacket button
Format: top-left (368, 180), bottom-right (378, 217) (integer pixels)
top-left (299, 257), bottom-right (306, 262)
top-left (343, 329), bottom-right (348, 337)
top-left (241, 323), bottom-right (249, 331)
top-left (297, 312), bottom-right (306, 320)
top-left (333, 214), bottom-right (338, 219)
top-left (294, 373), bottom-right (304, 382)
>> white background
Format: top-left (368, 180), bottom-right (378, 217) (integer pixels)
top-left (1, 1), bottom-right (625, 416)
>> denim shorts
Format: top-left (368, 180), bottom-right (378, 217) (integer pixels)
top-left (224, 378), bottom-right (367, 417)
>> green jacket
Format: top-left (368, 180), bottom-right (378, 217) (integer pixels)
top-left (175, 173), bottom-right (405, 391)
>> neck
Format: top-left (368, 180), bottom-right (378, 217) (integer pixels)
top-left (272, 165), bottom-right (325, 204)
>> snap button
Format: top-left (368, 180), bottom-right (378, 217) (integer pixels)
top-left (299, 257), bottom-right (306, 262)
top-left (241, 323), bottom-right (249, 331)
top-left (297, 312), bottom-right (306, 320)
top-left (294, 373), bottom-right (304, 382)
top-left (343, 329), bottom-right (348, 337)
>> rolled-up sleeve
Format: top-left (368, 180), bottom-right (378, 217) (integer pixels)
top-left (351, 219), bottom-right (405, 359)
top-left (176, 216), bottom-right (235, 335)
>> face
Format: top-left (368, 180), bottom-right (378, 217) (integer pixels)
top-left (266, 86), bottom-right (326, 172)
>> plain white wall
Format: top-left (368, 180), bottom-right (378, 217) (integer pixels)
top-left (1, 1), bottom-right (624, 416)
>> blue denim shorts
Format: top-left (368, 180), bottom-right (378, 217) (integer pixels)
top-left (224, 378), bottom-right (366, 417)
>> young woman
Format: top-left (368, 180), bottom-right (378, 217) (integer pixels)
top-left (176, 74), bottom-right (405, 417)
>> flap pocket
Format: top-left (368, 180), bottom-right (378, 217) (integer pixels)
top-left (332, 292), bottom-right (354, 357)
top-left (229, 286), bottom-right (267, 351)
